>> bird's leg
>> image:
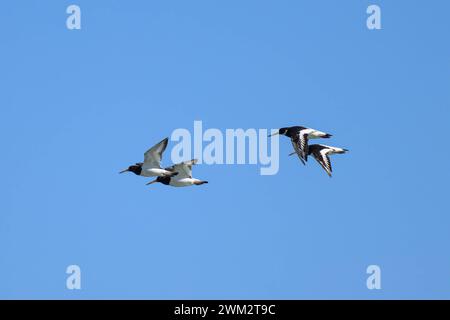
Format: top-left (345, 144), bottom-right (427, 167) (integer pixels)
top-left (289, 151), bottom-right (306, 165)
top-left (146, 179), bottom-right (158, 185)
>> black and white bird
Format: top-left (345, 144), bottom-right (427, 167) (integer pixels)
top-left (119, 137), bottom-right (178, 178)
top-left (269, 126), bottom-right (332, 164)
top-left (307, 144), bottom-right (348, 177)
top-left (146, 159), bottom-right (208, 187)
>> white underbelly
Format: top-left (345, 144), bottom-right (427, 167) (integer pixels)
top-left (309, 130), bottom-right (326, 138)
top-left (141, 168), bottom-right (170, 177)
top-left (170, 178), bottom-right (194, 187)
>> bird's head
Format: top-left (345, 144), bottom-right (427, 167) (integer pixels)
top-left (119, 163), bottom-right (143, 175)
top-left (278, 127), bottom-right (290, 136)
top-left (268, 127), bottom-right (289, 137)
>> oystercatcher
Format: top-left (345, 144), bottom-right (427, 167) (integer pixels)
top-left (269, 126), bottom-right (332, 164)
top-left (119, 137), bottom-right (178, 178)
top-left (307, 144), bottom-right (348, 177)
top-left (146, 159), bottom-right (208, 187)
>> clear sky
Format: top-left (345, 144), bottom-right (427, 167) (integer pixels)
top-left (1, 0), bottom-right (450, 299)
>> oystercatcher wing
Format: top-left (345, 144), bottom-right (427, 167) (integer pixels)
top-left (309, 144), bottom-right (348, 177)
top-left (143, 137), bottom-right (168, 169)
top-left (317, 150), bottom-right (332, 177)
top-left (291, 128), bottom-right (311, 164)
top-left (167, 159), bottom-right (198, 179)
top-left (290, 136), bottom-right (306, 165)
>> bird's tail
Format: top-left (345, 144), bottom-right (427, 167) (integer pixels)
top-left (337, 148), bottom-right (349, 154)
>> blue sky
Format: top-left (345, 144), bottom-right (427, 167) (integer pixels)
top-left (1, 0), bottom-right (450, 299)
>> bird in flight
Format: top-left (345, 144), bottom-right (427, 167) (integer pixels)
top-left (146, 159), bottom-right (208, 187)
top-left (119, 137), bottom-right (178, 178)
top-left (269, 126), bottom-right (332, 164)
top-left (307, 144), bottom-right (348, 177)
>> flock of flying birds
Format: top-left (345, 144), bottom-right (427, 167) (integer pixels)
top-left (120, 125), bottom-right (348, 188)
top-left (269, 126), bottom-right (348, 177)
top-left (119, 137), bottom-right (208, 187)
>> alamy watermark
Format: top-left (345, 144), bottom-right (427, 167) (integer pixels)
top-left (170, 121), bottom-right (279, 175)
top-left (66, 265), bottom-right (81, 290)
top-left (66, 5), bottom-right (81, 30)
top-left (366, 265), bottom-right (382, 290)
top-left (367, 4), bottom-right (382, 30)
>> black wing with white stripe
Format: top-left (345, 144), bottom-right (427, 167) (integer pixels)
top-left (291, 130), bottom-right (309, 163)
top-left (310, 145), bottom-right (333, 177)
top-left (290, 138), bottom-right (306, 165)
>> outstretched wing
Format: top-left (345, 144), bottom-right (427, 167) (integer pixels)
top-left (290, 139), bottom-right (306, 165)
top-left (143, 137), bottom-right (169, 169)
top-left (170, 159), bottom-right (198, 179)
top-left (311, 147), bottom-right (332, 177)
top-left (291, 129), bottom-right (310, 164)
